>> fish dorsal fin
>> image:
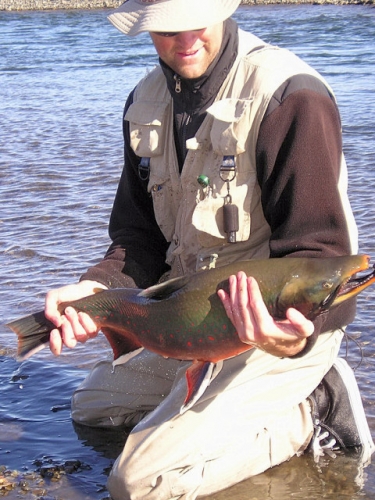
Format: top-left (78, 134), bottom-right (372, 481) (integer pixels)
top-left (139, 275), bottom-right (190, 300)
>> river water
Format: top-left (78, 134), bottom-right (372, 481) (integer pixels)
top-left (0, 4), bottom-right (374, 499)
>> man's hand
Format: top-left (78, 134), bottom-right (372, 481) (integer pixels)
top-left (45, 280), bottom-right (108, 356)
top-left (217, 271), bottom-right (314, 357)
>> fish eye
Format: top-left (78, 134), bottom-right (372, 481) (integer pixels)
top-left (322, 281), bottom-right (333, 289)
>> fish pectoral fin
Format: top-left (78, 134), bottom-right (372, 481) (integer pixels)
top-left (180, 361), bottom-right (216, 414)
top-left (138, 275), bottom-right (190, 300)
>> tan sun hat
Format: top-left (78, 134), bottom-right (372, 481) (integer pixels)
top-left (108, 0), bottom-right (242, 37)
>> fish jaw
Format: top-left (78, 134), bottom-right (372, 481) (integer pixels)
top-left (274, 255), bottom-right (373, 320)
top-left (332, 257), bottom-right (375, 307)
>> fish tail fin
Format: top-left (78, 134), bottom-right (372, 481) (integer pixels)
top-left (6, 310), bottom-right (55, 361)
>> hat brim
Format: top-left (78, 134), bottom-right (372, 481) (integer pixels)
top-left (108, 0), bottom-right (241, 37)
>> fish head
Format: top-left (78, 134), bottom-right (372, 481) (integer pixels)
top-left (275, 255), bottom-right (375, 320)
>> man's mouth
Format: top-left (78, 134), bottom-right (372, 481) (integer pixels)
top-left (177, 49), bottom-right (200, 57)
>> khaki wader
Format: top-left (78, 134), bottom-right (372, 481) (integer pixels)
top-left (72, 331), bottom-right (343, 499)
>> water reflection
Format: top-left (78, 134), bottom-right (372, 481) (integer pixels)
top-left (207, 453), bottom-right (375, 500)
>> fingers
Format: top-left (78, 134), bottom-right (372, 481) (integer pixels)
top-left (285, 307), bottom-right (314, 338)
top-left (218, 272), bottom-right (256, 344)
top-left (217, 275), bottom-right (237, 323)
top-left (49, 309), bottom-right (99, 357)
top-left (45, 288), bottom-right (64, 327)
top-left (233, 272), bottom-right (255, 341)
top-left (218, 273), bottom-right (251, 333)
top-left (64, 308), bottom-right (98, 343)
top-left (45, 281), bottom-right (105, 356)
top-left (50, 328), bottom-right (63, 356)
top-left (243, 275), bottom-right (270, 334)
top-left (218, 272), bottom-right (314, 356)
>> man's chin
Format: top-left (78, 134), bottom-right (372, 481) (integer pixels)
top-left (177, 65), bottom-right (207, 80)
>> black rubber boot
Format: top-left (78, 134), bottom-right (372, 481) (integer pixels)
top-left (308, 358), bottom-right (375, 465)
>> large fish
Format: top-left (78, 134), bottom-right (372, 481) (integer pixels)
top-left (7, 255), bottom-right (375, 411)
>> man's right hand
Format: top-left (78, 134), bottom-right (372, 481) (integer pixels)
top-left (45, 280), bottom-right (108, 355)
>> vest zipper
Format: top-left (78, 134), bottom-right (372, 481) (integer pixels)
top-left (181, 113), bottom-right (191, 160)
top-left (174, 74), bottom-right (182, 93)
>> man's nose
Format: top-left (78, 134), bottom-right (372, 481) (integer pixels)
top-left (174, 29), bottom-right (203, 44)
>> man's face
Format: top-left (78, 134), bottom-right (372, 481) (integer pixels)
top-left (150, 23), bottom-right (224, 80)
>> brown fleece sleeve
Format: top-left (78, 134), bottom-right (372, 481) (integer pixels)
top-left (256, 85), bottom-right (356, 354)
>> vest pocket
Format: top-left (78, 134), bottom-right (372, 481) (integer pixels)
top-left (125, 100), bottom-right (169, 157)
top-left (207, 97), bottom-right (254, 155)
top-left (192, 168), bottom-right (255, 248)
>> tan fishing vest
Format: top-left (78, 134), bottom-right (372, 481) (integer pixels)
top-left (125, 29), bottom-right (358, 278)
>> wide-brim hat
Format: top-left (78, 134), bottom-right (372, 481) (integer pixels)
top-left (108, 0), bottom-right (242, 37)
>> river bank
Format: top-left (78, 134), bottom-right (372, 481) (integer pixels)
top-left (0, 0), bottom-right (373, 12)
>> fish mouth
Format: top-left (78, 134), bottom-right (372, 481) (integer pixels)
top-left (333, 262), bottom-right (375, 306)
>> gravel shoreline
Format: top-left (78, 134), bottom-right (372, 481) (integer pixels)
top-left (1, 0), bottom-right (373, 12)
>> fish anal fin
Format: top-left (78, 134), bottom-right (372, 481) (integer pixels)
top-left (138, 275), bottom-right (190, 300)
top-left (180, 360), bottom-right (216, 414)
top-left (101, 327), bottom-right (142, 360)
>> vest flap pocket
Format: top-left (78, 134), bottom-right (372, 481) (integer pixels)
top-left (125, 100), bottom-right (169, 156)
top-left (207, 98), bottom-right (254, 155)
top-left (192, 178), bottom-right (253, 247)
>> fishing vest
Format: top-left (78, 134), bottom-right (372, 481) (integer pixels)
top-left (125, 29), bottom-right (358, 278)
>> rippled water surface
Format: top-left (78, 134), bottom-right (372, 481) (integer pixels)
top-left (1, 5), bottom-right (375, 499)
